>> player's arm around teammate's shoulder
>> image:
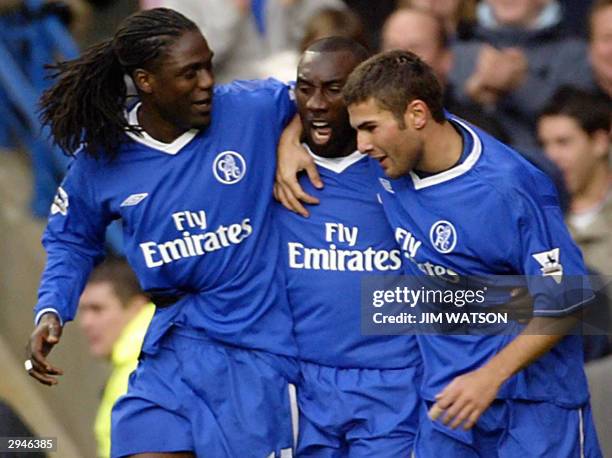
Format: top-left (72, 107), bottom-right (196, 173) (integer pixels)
top-left (274, 115), bottom-right (323, 217)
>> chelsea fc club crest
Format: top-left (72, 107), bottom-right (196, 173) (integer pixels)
top-left (213, 151), bottom-right (246, 184)
top-left (430, 220), bottom-right (457, 254)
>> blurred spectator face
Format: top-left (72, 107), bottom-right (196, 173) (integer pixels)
top-left (381, 9), bottom-right (451, 83)
top-left (409, 0), bottom-right (461, 20)
top-left (486, 0), bottom-right (548, 27)
top-left (300, 8), bottom-right (367, 53)
top-left (590, 4), bottom-right (612, 89)
top-left (538, 115), bottom-right (609, 195)
top-left (399, 0), bottom-right (476, 35)
top-left (296, 50), bottom-right (360, 157)
top-left (79, 281), bottom-right (138, 359)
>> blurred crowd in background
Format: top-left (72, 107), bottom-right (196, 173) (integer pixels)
top-left (0, 0), bottom-right (610, 456)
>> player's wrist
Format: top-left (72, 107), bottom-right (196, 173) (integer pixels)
top-left (40, 312), bottom-right (61, 324)
top-left (477, 361), bottom-right (511, 387)
top-left (34, 308), bottom-right (63, 327)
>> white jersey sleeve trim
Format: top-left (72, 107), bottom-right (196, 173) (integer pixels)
top-left (409, 117), bottom-right (482, 190)
top-left (34, 308), bottom-right (63, 326)
top-left (532, 293), bottom-right (595, 317)
top-left (579, 407), bottom-right (585, 458)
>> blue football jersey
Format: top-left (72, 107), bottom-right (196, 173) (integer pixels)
top-left (275, 148), bottom-right (421, 369)
top-left (373, 116), bottom-right (592, 407)
top-left (35, 79), bottom-right (298, 357)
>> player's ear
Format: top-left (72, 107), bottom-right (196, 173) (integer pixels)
top-left (591, 129), bottom-right (610, 160)
top-left (132, 68), bottom-right (154, 95)
top-left (405, 100), bottom-right (428, 130)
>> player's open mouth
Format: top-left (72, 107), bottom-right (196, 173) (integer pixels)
top-left (193, 99), bottom-right (212, 114)
top-left (311, 121), bottom-right (332, 145)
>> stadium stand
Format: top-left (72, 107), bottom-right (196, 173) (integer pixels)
top-left (0, 0), bottom-right (76, 216)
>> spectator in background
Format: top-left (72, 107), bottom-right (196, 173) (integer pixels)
top-left (78, 258), bottom-right (154, 458)
top-left (537, 87), bottom-right (611, 277)
top-left (538, 86), bottom-right (612, 362)
top-left (382, 7), bottom-right (451, 83)
top-left (588, 0), bottom-right (612, 105)
top-left (449, 0), bottom-right (591, 154)
top-left (157, 0), bottom-right (346, 82)
top-left (396, 0), bottom-right (477, 40)
top-left (300, 7), bottom-right (367, 52)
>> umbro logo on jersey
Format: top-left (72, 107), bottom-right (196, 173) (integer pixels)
top-left (379, 178), bottom-right (395, 194)
top-left (50, 186), bottom-right (69, 216)
top-left (532, 248), bottom-right (563, 284)
top-left (430, 220), bottom-right (457, 254)
top-left (120, 193), bottom-right (148, 207)
top-left (213, 151), bottom-right (246, 184)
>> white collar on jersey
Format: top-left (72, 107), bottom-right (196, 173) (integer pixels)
top-left (408, 117), bottom-right (482, 190)
top-left (125, 103), bottom-right (199, 155)
top-left (304, 143), bottom-right (366, 174)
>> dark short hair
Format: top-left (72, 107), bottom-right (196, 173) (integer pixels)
top-left (88, 257), bottom-right (143, 308)
top-left (539, 86), bottom-right (611, 135)
top-left (343, 50), bottom-right (446, 124)
top-left (303, 36), bottom-right (370, 62)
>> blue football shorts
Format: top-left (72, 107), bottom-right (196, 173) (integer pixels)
top-left (415, 399), bottom-right (602, 457)
top-left (296, 361), bottom-right (422, 457)
top-left (111, 327), bottom-right (299, 458)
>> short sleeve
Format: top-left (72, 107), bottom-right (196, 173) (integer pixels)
top-left (513, 182), bottom-right (593, 316)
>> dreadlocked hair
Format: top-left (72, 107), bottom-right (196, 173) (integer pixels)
top-left (39, 8), bottom-right (199, 159)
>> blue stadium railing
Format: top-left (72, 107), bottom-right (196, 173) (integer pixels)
top-left (0, 0), bottom-right (123, 253)
top-left (0, 0), bottom-right (75, 215)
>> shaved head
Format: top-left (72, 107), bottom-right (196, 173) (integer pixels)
top-left (303, 36), bottom-right (370, 63)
